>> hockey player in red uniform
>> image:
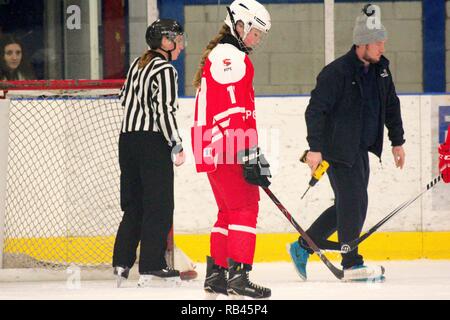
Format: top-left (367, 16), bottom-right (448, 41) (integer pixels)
top-left (439, 124), bottom-right (450, 183)
top-left (192, 0), bottom-right (271, 299)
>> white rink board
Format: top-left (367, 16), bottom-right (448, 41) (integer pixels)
top-left (174, 95), bottom-right (450, 233)
top-left (1, 95), bottom-right (449, 239)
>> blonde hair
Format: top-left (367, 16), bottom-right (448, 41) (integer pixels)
top-left (138, 50), bottom-right (157, 69)
top-left (193, 24), bottom-right (231, 88)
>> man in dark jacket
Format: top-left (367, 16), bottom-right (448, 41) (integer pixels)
top-left (289, 4), bottom-right (405, 281)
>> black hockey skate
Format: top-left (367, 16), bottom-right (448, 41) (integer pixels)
top-left (227, 258), bottom-right (271, 299)
top-left (113, 266), bottom-right (130, 288)
top-left (138, 268), bottom-right (181, 287)
top-left (204, 256), bottom-right (228, 300)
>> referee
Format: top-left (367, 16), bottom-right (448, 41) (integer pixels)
top-left (113, 19), bottom-right (186, 287)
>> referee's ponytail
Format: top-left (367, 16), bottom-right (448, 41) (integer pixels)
top-left (138, 50), bottom-right (157, 70)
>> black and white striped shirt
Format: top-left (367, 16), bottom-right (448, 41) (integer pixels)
top-left (119, 52), bottom-right (182, 148)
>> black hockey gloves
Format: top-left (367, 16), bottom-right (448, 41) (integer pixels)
top-left (238, 146), bottom-right (271, 188)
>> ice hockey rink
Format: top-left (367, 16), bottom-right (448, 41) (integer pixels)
top-left (1, 260), bottom-right (449, 300)
top-left (1, 0), bottom-right (450, 307)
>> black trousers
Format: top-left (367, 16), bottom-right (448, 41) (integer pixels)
top-left (113, 132), bottom-right (174, 273)
top-left (306, 151), bottom-right (370, 269)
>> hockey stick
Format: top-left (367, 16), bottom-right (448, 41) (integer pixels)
top-left (339, 174), bottom-right (443, 253)
top-left (314, 175), bottom-right (443, 254)
top-left (262, 187), bottom-right (344, 280)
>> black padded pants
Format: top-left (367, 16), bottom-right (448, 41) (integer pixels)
top-left (113, 132), bottom-right (174, 273)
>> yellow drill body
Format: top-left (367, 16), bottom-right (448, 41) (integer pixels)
top-left (300, 151), bottom-right (330, 199)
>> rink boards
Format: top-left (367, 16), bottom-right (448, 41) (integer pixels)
top-left (0, 94), bottom-right (449, 264)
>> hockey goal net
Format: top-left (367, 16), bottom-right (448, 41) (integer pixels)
top-left (0, 80), bottom-right (126, 271)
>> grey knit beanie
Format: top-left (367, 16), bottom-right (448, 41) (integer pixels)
top-left (353, 4), bottom-right (387, 45)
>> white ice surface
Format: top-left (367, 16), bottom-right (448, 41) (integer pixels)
top-left (0, 260), bottom-right (449, 300)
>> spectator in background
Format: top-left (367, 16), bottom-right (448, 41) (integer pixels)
top-left (0, 35), bottom-right (35, 80)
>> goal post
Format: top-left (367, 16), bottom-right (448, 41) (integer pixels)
top-left (0, 80), bottom-right (124, 273)
top-left (0, 97), bottom-right (10, 269)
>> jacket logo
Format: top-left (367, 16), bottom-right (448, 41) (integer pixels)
top-left (380, 69), bottom-right (389, 78)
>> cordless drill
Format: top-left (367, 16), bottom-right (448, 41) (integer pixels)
top-left (300, 150), bottom-right (330, 199)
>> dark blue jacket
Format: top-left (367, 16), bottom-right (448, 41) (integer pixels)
top-left (305, 46), bottom-right (405, 166)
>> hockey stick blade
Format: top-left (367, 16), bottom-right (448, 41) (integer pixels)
top-left (262, 187), bottom-right (344, 280)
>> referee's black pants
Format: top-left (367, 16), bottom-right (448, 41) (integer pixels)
top-left (306, 150), bottom-right (370, 269)
top-left (113, 132), bottom-right (174, 273)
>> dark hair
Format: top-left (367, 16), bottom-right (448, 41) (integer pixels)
top-left (0, 35), bottom-right (35, 80)
top-left (138, 50), bottom-right (158, 70)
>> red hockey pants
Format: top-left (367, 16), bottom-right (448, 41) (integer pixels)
top-left (207, 163), bottom-right (260, 268)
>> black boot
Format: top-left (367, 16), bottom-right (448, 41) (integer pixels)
top-left (227, 258), bottom-right (271, 299)
top-left (137, 268), bottom-right (181, 287)
top-left (143, 268), bottom-right (180, 278)
top-left (204, 256), bottom-right (228, 299)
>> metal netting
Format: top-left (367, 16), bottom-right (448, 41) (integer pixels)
top-left (2, 88), bottom-right (124, 270)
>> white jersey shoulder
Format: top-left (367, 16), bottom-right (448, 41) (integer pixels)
top-left (208, 43), bottom-right (246, 84)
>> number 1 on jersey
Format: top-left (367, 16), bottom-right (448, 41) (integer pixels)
top-left (227, 85), bottom-right (236, 104)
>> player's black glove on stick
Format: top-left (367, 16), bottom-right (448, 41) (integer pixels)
top-left (238, 146), bottom-right (271, 187)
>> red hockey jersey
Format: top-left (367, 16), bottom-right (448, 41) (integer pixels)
top-left (192, 43), bottom-right (258, 173)
top-left (439, 124), bottom-right (450, 183)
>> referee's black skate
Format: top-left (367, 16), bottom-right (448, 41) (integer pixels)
top-left (227, 258), bottom-right (271, 299)
top-left (113, 266), bottom-right (130, 288)
top-left (138, 268), bottom-right (181, 287)
top-left (204, 256), bottom-right (228, 300)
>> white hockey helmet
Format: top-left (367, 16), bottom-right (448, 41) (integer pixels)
top-left (225, 0), bottom-right (271, 40)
